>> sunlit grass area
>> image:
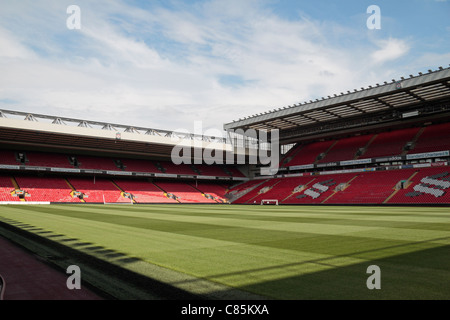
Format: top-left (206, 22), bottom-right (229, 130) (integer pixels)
top-left (1, 204), bottom-right (449, 299)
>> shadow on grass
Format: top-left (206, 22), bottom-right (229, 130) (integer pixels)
top-left (229, 244), bottom-right (450, 300)
top-left (2, 215), bottom-right (449, 300)
top-left (0, 216), bottom-right (142, 268)
top-left (0, 217), bottom-right (203, 300)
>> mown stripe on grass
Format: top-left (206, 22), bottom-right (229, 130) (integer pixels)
top-left (1, 205), bottom-right (447, 262)
top-left (50, 204), bottom-right (450, 231)
top-left (1, 205), bottom-right (450, 299)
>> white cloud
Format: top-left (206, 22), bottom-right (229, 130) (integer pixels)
top-left (0, 0), bottom-right (443, 133)
top-left (0, 27), bottom-right (36, 59)
top-left (370, 38), bottom-right (410, 64)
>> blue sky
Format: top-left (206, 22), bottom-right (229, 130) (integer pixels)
top-left (0, 0), bottom-right (449, 133)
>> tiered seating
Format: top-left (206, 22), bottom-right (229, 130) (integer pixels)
top-left (411, 123), bottom-right (450, 154)
top-left (225, 179), bottom-right (264, 200)
top-left (76, 156), bottom-right (120, 171)
top-left (361, 127), bottom-right (420, 159)
top-left (283, 173), bottom-right (357, 204)
top-left (284, 140), bottom-right (336, 167)
top-left (0, 151), bottom-right (19, 165)
top-left (320, 134), bottom-right (374, 163)
top-left (114, 179), bottom-right (177, 203)
top-left (231, 179), bottom-right (270, 204)
top-left (14, 176), bottom-right (79, 202)
top-left (154, 181), bottom-right (217, 203)
top-left (279, 143), bottom-right (300, 167)
top-left (223, 166), bottom-right (246, 178)
top-left (25, 152), bottom-right (74, 168)
top-left (155, 161), bottom-right (197, 175)
top-left (122, 158), bottom-right (246, 178)
top-left (68, 177), bottom-right (128, 203)
top-left (388, 166), bottom-right (450, 204)
top-left (191, 164), bottom-right (230, 177)
top-left (325, 169), bottom-right (416, 204)
top-left (189, 182), bottom-right (230, 202)
top-left (0, 176), bottom-right (19, 202)
top-left (227, 179), bottom-right (261, 193)
top-left (248, 176), bottom-right (318, 204)
top-left (233, 178), bottom-right (284, 204)
top-left (278, 176), bottom-right (319, 203)
top-left (0, 150), bottom-right (247, 179)
top-left (120, 159), bottom-right (155, 173)
top-left (232, 166), bottom-right (450, 205)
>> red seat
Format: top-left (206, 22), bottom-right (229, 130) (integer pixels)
top-left (68, 177), bottom-right (128, 203)
top-left (14, 176), bottom-right (80, 203)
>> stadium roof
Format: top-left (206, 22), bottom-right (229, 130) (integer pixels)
top-left (224, 66), bottom-right (450, 145)
top-left (1, 66), bottom-right (450, 159)
top-left (0, 110), bottom-right (234, 160)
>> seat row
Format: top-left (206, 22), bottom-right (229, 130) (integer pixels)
top-left (0, 176), bottom-right (230, 204)
top-left (282, 122), bottom-right (450, 167)
top-left (0, 151), bottom-right (245, 178)
top-left (230, 166), bottom-right (450, 204)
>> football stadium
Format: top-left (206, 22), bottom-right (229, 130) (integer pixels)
top-left (1, 1), bottom-right (450, 310)
top-left (0, 66), bottom-right (450, 303)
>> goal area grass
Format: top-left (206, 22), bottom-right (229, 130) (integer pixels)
top-left (0, 204), bottom-right (449, 300)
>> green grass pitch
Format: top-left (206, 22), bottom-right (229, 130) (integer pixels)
top-left (1, 204), bottom-right (449, 300)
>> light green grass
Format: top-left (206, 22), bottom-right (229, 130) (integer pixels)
top-left (1, 204), bottom-right (449, 299)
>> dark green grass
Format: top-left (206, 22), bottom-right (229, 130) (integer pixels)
top-left (0, 204), bottom-right (449, 299)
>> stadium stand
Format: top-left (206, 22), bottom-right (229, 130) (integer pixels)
top-left (13, 176), bottom-right (80, 203)
top-left (0, 151), bottom-right (19, 165)
top-left (279, 143), bottom-right (301, 167)
top-left (324, 169), bottom-right (416, 204)
top-left (23, 152), bottom-right (74, 168)
top-left (229, 165), bottom-right (450, 205)
top-left (191, 164), bottom-right (232, 177)
top-left (0, 149), bottom-right (246, 179)
top-left (410, 122), bottom-right (450, 154)
top-left (319, 134), bottom-right (374, 163)
top-left (388, 166), bottom-right (450, 204)
top-left (221, 166), bottom-right (246, 178)
top-left (0, 175), bottom-right (20, 202)
top-left (233, 176), bottom-right (318, 204)
top-left (188, 181), bottom-right (230, 203)
top-left (113, 179), bottom-right (178, 203)
top-left (360, 127), bottom-right (421, 159)
top-left (119, 159), bottom-right (154, 173)
top-left (230, 179), bottom-right (268, 204)
top-left (1, 118), bottom-right (449, 205)
top-left (232, 178), bottom-right (285, 204)
top-left (154, 181), bottom-right (217, 203)
top-left (283, 173), bottom-right (358, 204)
top-left (76, 155), bottom-right (122, 171)
top-left (1, 68), bottom-right (449, 206)
top-left (283, 140), bottom-right (336, 167)
top-left (267, 176), bottom-right (319, 203)
top-left (155, 161), bottom-right (198, 175)
top-left (68, 177), bottom-right (130, 203)
top-left (225, 179), bottom-right (266, 202)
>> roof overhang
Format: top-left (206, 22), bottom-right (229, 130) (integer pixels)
top-left (0, 111), bottom-right (236, 161)
top-left (224, 66), bottom-right (450, 144)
